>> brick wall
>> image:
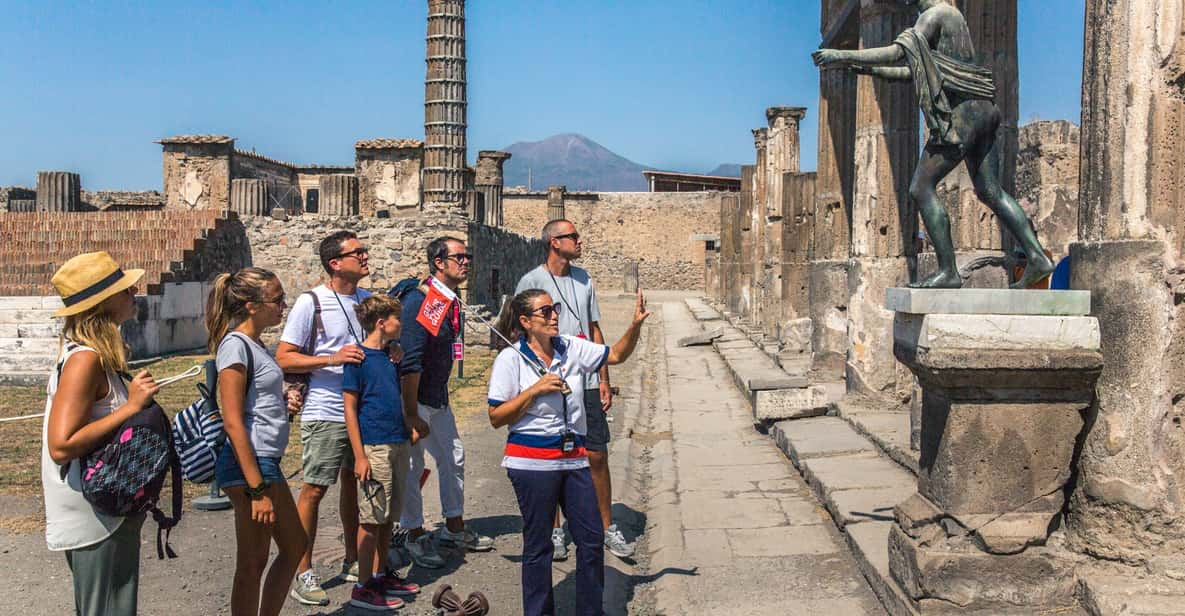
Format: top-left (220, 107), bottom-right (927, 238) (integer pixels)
top-left (503, 191), bottom-right (723, 291)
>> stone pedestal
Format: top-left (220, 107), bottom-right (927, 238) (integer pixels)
top-left (887, 288), bottom-right (1101, 613)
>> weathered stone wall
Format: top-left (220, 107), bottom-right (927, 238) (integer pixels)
top-left (161, 139), bottom-right (233, 210)
top-left (503, 191), bottom-right (722, 291)
top-left (1016, 120), bottom-right (1080, 256)
top-left (465, 221), bottom-right (546, 307)
top-left (1066, 0), bottom-right (1185, 566)
top-left (355, 144), bottom-right (423, 216)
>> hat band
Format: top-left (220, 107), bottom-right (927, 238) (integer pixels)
top-left (62, 269), bottom-right (127, 307)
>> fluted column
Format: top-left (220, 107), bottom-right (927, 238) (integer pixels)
top-left (475, 150), bottom-right (511, 227)
top-left (36, 171), bottom-right (81, 212)
top-left (230, 179), bottom-right (268, 216)
top-left (318, 174), bottom-right (359, 216)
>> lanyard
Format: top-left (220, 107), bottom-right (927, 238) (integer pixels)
top-left (332, 289), bottom-right (362, 345)
top-left (526, 343), bottom-right (571, 430)
top-left (546, 269), bottom-right (586, 337)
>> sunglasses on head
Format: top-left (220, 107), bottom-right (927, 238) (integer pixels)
top-left (530, 302), bottom-right (563, 319)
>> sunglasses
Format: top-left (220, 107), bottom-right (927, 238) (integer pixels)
top-left (259, 294), bottom-right (286, 306)
top-left (334, 247), bottom-right (369, 261)
top-left (443, 253), bottom-right (473, 264)
top-left (552, 233), bottom-right (580, 242)
top-left (530, 302), bottom-right (563, 320)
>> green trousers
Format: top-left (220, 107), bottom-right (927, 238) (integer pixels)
top-left (64, 514), bottom-right (144, 616)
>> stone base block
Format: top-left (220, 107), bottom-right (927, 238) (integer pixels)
top-left (809, 259), bottom-right (848, 376)
top-left (848, 258), bottom-right (912, 398)
top-left (888, 525), bottom-right (1078, 614)
top-left (752, 381), bottom-right (842, 421)
top-left (778, 317), bottom-right (812, 353)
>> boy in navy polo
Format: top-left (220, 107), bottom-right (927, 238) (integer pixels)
top-left (343, 295), bottom-right (427, 610)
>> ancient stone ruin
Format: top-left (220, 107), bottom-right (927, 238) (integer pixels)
top-left (705, 0), bottom-right (1185, 613)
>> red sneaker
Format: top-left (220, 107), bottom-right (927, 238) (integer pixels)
top-left (377, 573), bottom-right (421, 597)
top-left (350, 580), bottom-right (405, 611)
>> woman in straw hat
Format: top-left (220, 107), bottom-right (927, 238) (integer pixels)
top-left (40, 251), bottom-right (160, 616)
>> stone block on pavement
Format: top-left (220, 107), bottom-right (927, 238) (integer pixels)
top-left (885, 287), bottom-right (1091, 316)
top-left (677, 326), bottom-right (723, 347)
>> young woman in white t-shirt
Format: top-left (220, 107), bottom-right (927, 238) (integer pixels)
top-left (41, 252), bottom-right (160, 616)
top-left (206, 267), bottom-right (306, 616)
top-left (487, 288), bottom-right (650, 616)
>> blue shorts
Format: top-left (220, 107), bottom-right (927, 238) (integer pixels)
top-left (214, 445), bottom-right (287, 489)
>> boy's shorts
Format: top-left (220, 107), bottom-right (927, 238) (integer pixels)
top-left (301, 420), bottom-right (355, 486)
top-left (358, 441), bottom-right (411, 525)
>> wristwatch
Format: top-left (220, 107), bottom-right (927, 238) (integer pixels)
top-left (245, 480), bottom-right (271, 498)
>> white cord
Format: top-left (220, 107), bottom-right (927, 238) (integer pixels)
top-left (0, 413), bottom-right (44, 423)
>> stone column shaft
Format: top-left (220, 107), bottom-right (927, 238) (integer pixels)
top-left (318, 174), bottom-right (359, 216)
top-left (749, 128), bottom-right (769, 329)
top-left (424, 0), bottom-right (467, 210)
top-left (230, 179), bottom-right (268, 216)
top-left (36, 171), bottom-right (82, 212)
top-left (763, 108), bottom-right (809, 332)
top-left (846, 0), bottom-right (919, 399)
top-left (1064, 0), bottom-right (1185, 566)
top-left (475, 150), bottom-right (511, 227)
top-left (546, 185), bottom-right (566, 221)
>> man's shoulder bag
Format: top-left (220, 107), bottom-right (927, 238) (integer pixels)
top-left (283, 291), bottom-right (322, 411)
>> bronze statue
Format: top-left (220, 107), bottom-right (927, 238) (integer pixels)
top-left (813, 0), bottom-right (1053, 289)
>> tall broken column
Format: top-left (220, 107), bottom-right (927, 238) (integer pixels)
top-left (762, 107), bottom-right (808, 338)
top-left (423, 0), bottom-right (467, 212)
top-left (35, 171), bottom-right (82, 212)
top-left (737, 166), bottom-right (756, 317)
top-left (810, 9), bottom-right (858, 378)
top-left (475, 150), bottom-right (511, 227)
top-left (748, 128), bottom-right (769, 330)
top-left (546, 185), bottom-right (566, 221)
top-left (846, 0), bottom-right (919, 400)
top-left (1065, 0), bottom-right (1185, 566)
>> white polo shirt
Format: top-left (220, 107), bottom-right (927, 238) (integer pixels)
top-left (487, 335), bottom-right (609, 471)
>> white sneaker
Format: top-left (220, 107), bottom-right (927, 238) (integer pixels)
top-left (438, 526), bottom-right (495, 552)
top-left (289, 569), bottom-right (329, 606)
top-left (604, 524), bottom-right (635, 558)
top-left (552, 527), bottom-right (569, 561)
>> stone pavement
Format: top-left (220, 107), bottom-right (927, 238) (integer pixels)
top-left (640, 299), bottom-right (884, 614)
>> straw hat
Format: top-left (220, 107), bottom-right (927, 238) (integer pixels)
top-left (50, 252), bottom-right (145, 318)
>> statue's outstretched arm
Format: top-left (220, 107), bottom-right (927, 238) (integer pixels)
top-left (853, 66), bottom-right (912, 81)
top-left (812, 43), bottom-right (904, 69)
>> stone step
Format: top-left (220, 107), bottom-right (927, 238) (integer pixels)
top-left (0, 308), bottom-right (58, 324)
top-left (0, 371), bottom-right (51, 387)
top-left (0, 337), bottom-right (61, 354)
top-left (834, 400), bottom-right (919, 476)
top-left (682, 297), bottom-right (722, 321)
top-left (0, 296), bottom-right (65, 310)
top-left (0, 354), bottom-right (57, 374)
top-left (711, 327), bottom-right (838, 421)
top-left (770, 415), bottom-right (921, 615)
top-left (0, 322), bottom-right (63, 338)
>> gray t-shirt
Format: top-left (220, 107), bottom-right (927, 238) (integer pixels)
top-left (216, 332), bottom-right (289, 458)
top-left (515, 264), bottom-right (603, 388)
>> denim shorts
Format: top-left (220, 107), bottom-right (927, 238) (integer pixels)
top-left (214, 445), bottom-right (287, 489)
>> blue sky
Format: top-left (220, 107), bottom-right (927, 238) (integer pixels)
top-left (0, 1), bottom-right (1084, 190)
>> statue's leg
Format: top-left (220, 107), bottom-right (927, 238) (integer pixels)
top-left (908, 146), bottom-right (964, 289)
top-left (964, 138), bottom-right (1055, 289)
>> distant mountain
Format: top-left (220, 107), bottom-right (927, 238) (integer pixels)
top-left (502, 133), bottom-right (649, 192)
top-left (706, 163), bottom-right (743, 178)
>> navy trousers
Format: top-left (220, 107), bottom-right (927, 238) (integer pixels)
top-left (508, 466), bottom-right (604, 616)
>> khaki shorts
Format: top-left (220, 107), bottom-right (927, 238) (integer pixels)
top-left (358, 442), bottom-right (411, 525)
top-left (300, 420), bottom-right (354, 486)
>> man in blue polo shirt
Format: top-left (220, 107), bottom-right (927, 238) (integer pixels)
top-left (393, 236), bottom-right (493, 568)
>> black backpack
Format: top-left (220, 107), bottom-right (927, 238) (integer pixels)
top-left (57, 344), bottom-right (183, 559)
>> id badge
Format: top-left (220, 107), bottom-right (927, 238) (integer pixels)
top-left (452, 342), bottom-right (464, 360)
top-left (561, 431), bottom-right (576, 453)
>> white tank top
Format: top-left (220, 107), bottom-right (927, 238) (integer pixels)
top-left (40, 343), bottom-right (130, 551)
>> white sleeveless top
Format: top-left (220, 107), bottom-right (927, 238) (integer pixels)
top-left (40, 343), bottom-right (129, 551)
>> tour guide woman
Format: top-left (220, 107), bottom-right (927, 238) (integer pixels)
top-left (488, 288), bottom-right (650, 616)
